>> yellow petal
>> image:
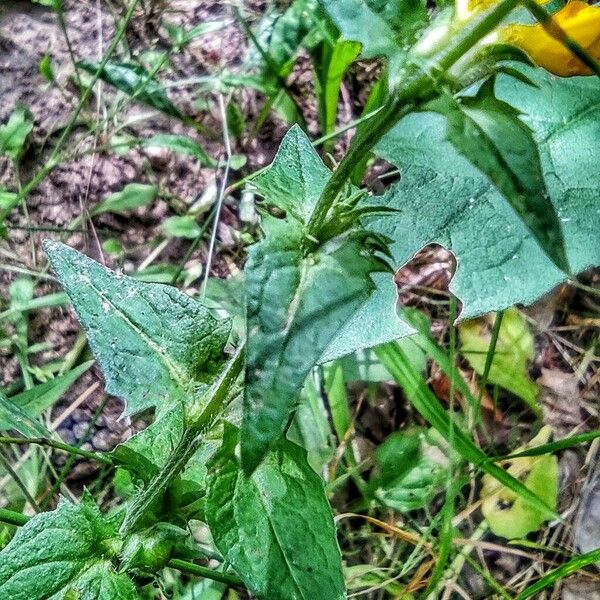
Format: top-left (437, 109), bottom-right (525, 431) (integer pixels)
top-left (502, 1), bottom-right (600, 76)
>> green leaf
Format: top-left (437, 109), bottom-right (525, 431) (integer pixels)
top-left (164, 20), bottom-right (230, 52)
top-left (242, 217), bottom-right (386, 471)
top-left (0, 495), bottom-right (138, 599)
top-left (243, 126), bottom-right (411, 471)
top-left (319, 272), bottom-right (414, 364)
top-left (249, 0), bottom-right (321, 76)
top-left (142, 134), bottom-right (216, 167)
top-left (427, 83), bottom-right (568, 272)
top-left (250, 124), bottom-right (331, 222)
top-left (369, 67), bottom-right (600, 320)
top-left (162, 215), bottom-right (202, 239)
top-left (459, 308), bottom-right (539, 412)
top-left (0, 361), bottom-right (93, 430)
top-left (206, 426), bottom-right (345, 600)
top-left (481, 427), bottom-right (558, 539)
top-left (39, 53), bottom-right (55, 82)
top-left (44, 241), bottom-right (231, 415)
top-left (0, 106), bottom-right (33, 162)
top-left (376, 342), bottom-right (558, 522)
top-left (320, 0), bottom-right (428, 60)
top-left (92, 183), bottom-right (157, 216)
top-left (368, 430), bottom-right (449, 512)
top-left (313, 39), bottom-right (361, 146)
top-left (78, 60), bottom-right (183, 120)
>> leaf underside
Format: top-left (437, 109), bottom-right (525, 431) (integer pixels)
top-left (369, 67), bottom-right (600, 319)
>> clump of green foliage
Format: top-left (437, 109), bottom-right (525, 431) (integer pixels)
top-left (1, 0), bottom-right (600, 598)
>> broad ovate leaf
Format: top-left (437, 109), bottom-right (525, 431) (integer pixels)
top-left (242, 216), bottom-right (389, 471)
top-left (206, 426), bottom-right (345, 600)
top-left (369, 67), bottom-right (600, 320)
top-left (0, 495), bottom-right (138, 600)
top-left (242, 126), bottom-right (412, 471)
top-left (44, 241), bottom-right (230, 414)
top-left (427, 82), bottom-right (568, 272)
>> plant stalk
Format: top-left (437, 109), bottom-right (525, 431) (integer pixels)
top-left (0, 508), bottom-right (29, 527)
top-left (167, 558), bottom-right (242, 587)
top-left (305, 0), bottom-right (521, 239)
top-left (0, 435), bottom-right (112, 464)
top-left (120, 345), bottom-right (245, 535)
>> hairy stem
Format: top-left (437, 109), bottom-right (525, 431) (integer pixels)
top-left (120, 345), bottom-right (245, 535)
top-left (306, 0), bottom-right (520, 239)
top-left (0, 508), bottom-right (29, 527)
top-left (167, 558), bottom-right (242, 587)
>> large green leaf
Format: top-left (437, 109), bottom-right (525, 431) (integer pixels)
top-left (0, 495), bottom-right (138, 600)
top-left (242, 126), bottom-right (411, 471)
top-left (44, 242), bottom-right (231, 415)
top-left (427, 82), bottom-right (568, 272)
top-left (206, 426), bottom-right (345, 600)
top-left (242, 215), bottom-right (387, 471)
top-left (369, 67), bottom-right (600, 319)
top-left (320, 0), bottom-right (428, 60)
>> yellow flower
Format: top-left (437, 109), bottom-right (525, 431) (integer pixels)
top-left (501, 1), bottom-right (600, 76)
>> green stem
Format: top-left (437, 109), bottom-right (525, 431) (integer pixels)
top-left (120, 345), bottom-right (245, 535)
top-left (119, 426), bottom-right (202, 535)
top-left (0, 436), bottom-right (112, 464)
top-left (306, 0), bottom-right (520, 239)
top-left (0, 508), bottom-right (29, 527)
top-left (167, 558), bottom-right (242, 587)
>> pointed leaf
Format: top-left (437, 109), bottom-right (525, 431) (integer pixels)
top-left (44, 241), bottom-right (230, 415)
top-left (206, 426), bottom-right (345, 600)
top-left (78, 60), bottom-right (183, 120)
top-left (250, 124), bottom-right (330, 222)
